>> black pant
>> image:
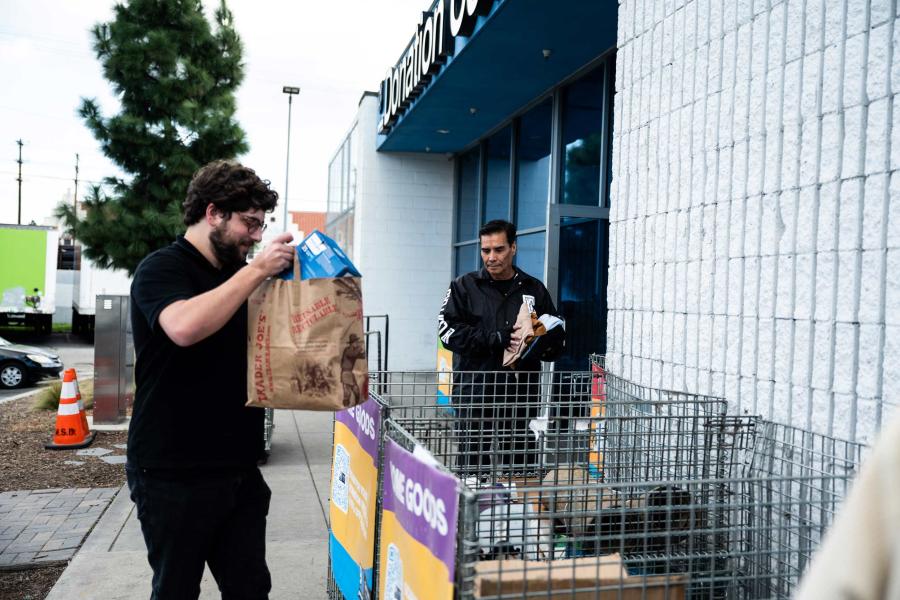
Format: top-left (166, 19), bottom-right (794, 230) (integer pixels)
top-left (126, 464), bottom-right (272, 600)
top-left (453, 371), bottom-right (541, 475)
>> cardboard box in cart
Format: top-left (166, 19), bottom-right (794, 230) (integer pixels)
top-left (475, 554), bottom-right (685, 599)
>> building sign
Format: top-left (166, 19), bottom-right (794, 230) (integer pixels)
top-left (378, 438), bottom-right (459, 600)
top-left (329, 399), bottom-right (383, 599)
top-left (379, 0), bottom-right (497, 133)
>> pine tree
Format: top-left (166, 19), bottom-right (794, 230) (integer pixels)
top-left (58, 0), bottom-right (248, 273)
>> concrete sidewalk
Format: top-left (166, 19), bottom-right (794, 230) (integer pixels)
top-left (46, 409), bottom-right (334, 599)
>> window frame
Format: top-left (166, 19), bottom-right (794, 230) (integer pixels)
top-left (451, 50), bottom-right (616, 287)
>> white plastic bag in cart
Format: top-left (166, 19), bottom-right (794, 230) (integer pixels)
top-left (476, 501), bottom-right (553, 560)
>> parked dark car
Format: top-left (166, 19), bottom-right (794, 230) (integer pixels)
top-left (0, 336), bottom-right (63, 389)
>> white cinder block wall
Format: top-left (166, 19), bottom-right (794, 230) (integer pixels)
top-left (353, 96), bottom-right (454, 370)
top-left (607, 0), bottom-right (899, 443)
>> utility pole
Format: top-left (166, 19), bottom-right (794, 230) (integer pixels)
top-left (16, 139), bottom-right (23, 225)
top-left (73, 153), bottom-right (80, 236)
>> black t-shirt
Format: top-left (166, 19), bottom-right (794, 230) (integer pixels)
top-left (127, 235), bottom-right (263, 470)
top-left (490, 274), bottom-right (517, 296)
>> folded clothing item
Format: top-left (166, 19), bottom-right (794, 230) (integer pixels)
top-left (518, 314), bottom-right (565, 364)
top-left (503, 302), bottom-right (567, 368)
top-left (502, 302), bottom-right (534, 367)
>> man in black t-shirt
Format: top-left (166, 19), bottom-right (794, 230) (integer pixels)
top-left (127, 160), bottom-right (295, 600)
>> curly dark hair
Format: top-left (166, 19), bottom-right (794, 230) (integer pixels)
top-left (182, 160), bottom-right (279, 226)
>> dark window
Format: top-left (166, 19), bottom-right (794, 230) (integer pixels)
top-left (515, 232), bottom-right (545, 282)
top-left (454, 243), bottom-right (477, 278)
top-left (515, 99), bottom-right (552, 230)
top-left (456, 148), bottom-right (480, 242)
top-left (556, 217), bottom-right (608, 370)
top-left (483, 126), bottom-right (511, 223)
top-left (57, 244), bottom-right (77, 270)
top-left (561, 65), bottom-right (605, 206)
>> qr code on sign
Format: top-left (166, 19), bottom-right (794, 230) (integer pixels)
top-left (384, 543), bottom-right (403, 600)
top-left (332, 443), bottom-right (350, 513)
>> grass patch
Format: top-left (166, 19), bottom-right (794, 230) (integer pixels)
top-left (0, 322), bottom-right (71, 335)
top-left (33, 378), bottom-right (94, 411)
top-left (0, 325), bottom-right (29, 334)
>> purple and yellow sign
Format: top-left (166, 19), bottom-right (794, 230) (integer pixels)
top-left (330, 399), bottom-right (382, 599)
top-left (378, 439), bottom-right (459, 600)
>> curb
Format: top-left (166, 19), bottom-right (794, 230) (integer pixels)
top-left (0, 386), bottom-right (47, 406)
top-left (0, 560), bottom-right (69, 572)
top-left (0, 376), bottom-right (95, 407)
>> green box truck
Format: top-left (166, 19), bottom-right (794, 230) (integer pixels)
top-left (0, 224), bottom-right (58, 333)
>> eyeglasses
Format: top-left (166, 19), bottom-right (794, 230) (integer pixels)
top-left (237, 214), bottom-right (267, 234)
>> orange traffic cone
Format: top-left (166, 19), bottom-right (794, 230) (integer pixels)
top-left (67, 369), bottom-right (91, 434)
top-left (45, 369), bottom-right (95, 450)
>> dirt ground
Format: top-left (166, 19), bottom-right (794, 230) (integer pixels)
top-left (0, 564), bottom-right (67, 600)
top-left (0, 396), bottom-right (127, 491)
top-left (0, 394), bottom-right (128, 598)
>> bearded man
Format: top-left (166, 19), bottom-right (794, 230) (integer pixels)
top-left (127, 160), bottom-right (294, 599)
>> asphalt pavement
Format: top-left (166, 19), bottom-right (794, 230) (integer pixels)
top-left (0, 332), bottom-right (94, 404)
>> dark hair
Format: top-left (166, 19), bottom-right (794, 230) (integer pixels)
top-left (182, 160), bottom-right (279, 226)
top-left (479, 220), bottom-right (516, 245)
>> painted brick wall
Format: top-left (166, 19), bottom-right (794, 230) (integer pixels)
top-left (352, 96), bottom-right (454, 370)
top-left (607, 0), bottom-right (899, 443)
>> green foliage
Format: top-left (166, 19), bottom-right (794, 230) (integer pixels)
top-left (33, 379), bottom-right (94, 411)
top-left (58, 0), bottom-right (248, 274)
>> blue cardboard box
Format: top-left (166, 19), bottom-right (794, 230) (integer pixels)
top-left (280, 230), bottom-right (361, 280)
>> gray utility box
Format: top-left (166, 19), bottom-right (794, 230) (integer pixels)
top-left (93, 294), bottom-right (134, 424)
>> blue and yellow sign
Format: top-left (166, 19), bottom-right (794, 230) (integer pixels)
top-left (330, 399), bottom-right (382, 599)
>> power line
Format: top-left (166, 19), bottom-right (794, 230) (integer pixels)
top-left (0, 29), bottom-right (88, 48)
top-left (0, 105), bottom-right (84, 122)
top-left (0, 30), bottom-right (95, 61)
top-left (0, 169), bottom-right (104, 186)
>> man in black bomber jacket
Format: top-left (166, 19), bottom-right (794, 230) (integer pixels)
top-left (437, 220), bottom-right (565, 476)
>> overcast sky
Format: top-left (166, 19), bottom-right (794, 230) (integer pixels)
top-left (0, 0), bottom-right (426, 226)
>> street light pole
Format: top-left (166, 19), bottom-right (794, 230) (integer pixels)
top-left (282, 86), bottom-right (300, 232)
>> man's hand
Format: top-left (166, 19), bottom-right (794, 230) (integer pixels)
top-left (250, 232), bottom-right (295, 278)
top-left (507, 324), bottom-right (523, 352)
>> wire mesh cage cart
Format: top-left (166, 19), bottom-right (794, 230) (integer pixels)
top-left (369, 368), bottom-right (865, 600)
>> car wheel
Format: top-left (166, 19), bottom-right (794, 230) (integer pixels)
top-left (0, 362), bottom-right (27, 389)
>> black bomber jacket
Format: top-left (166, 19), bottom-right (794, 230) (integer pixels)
top-left (437, 267), bottom-right (565, 372)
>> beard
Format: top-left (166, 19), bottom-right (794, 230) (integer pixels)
top-left (209, 222), bottom-right (251, 270)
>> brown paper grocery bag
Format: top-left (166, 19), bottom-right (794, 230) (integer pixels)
top-left (246, 260), bottom-right (367, 410)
